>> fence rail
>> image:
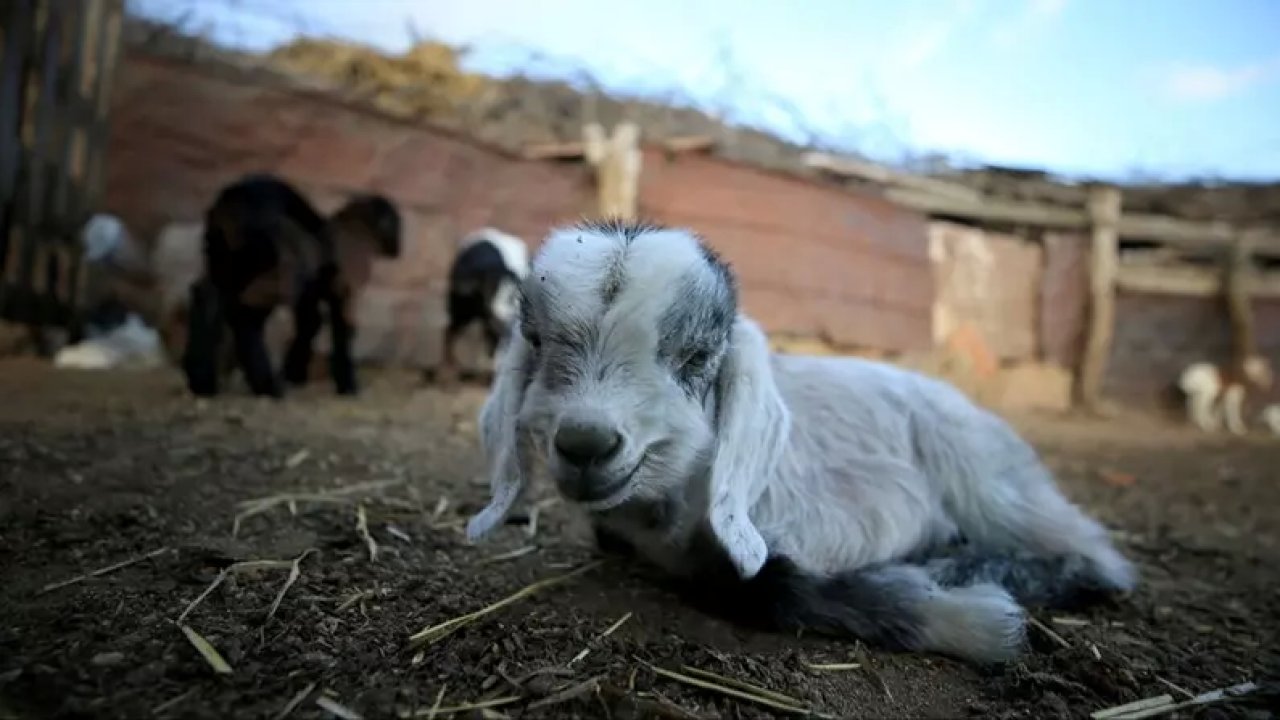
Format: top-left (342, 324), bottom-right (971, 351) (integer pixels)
top-left (0, 0), bottom-right (124, 344)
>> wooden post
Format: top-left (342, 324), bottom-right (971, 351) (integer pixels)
top-left (1078, 185), bottom-right (1122, 413)
top-left (583, 121), bottom-right (642, 220)
top-left (1226, 230), bottom-right (1259, 366)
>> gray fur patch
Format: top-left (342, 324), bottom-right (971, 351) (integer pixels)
top-left (920, 546), bottom-right (1123, 609)
top-left (678, 528), bottom-right (930, 653)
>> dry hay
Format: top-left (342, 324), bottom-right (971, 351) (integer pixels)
top-left (264, 38), bottom-right (493, 122)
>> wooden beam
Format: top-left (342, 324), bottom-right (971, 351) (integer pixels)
top-left (521, 134), bottom-right (717, 161)
top-left (661, 134), bottom-right (716, 153)
top-left (1117, 213), bottom-right (1235, 247)
top-left (886, 187), bottom-right (1090, 229)
top-left (1115, 263), bottom-right (1280, 298)
top-left (889, 186), bottom-right (1280, 252)
top-left (1078, 185), bottom-right (1122, 413)
top-left (583, 121), bottom-right (642, 220)
top-left (1227, 231), bottom-right (1259, 365)
top-left (804, 152), bottom-right (983, 203)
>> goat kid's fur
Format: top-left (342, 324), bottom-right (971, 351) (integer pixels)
top-left (1178, 357), bottom-right (1274, 435)
top-left (440, 228), bottom-right (531, 378)
top-left (183, 173), bottom-right (401, 398)
top-left (466, 220), bottom-right (1137, 665)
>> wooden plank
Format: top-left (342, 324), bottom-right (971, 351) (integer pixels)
top-left (50, 0), bottom-right (92, 237)
top-left (1116, 262), bottom-right (1280, 298)
top-left (887, 186), bottom-right (1279, 252)
top-left (522, 134), bottom-right (718, 161)
top-left (1078, 185), bottom-right (1122, 413)
top-left (18, 0), bottom-right (68, 325)
top-left (1117, 213), bottom-right (1236, 247)
top-left (0, 0), bottom-right (35, 291)
top-left (82, 0), bottom-right (121, 208)
top-left (885, 187), bottom-right (1090, 229)
top-left (803, 152), bottom-right (984, 203)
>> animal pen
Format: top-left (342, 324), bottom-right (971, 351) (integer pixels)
top-left (0, 0), bottom-right (125, 346)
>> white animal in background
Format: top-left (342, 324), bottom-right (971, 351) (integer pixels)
top-left (1261, 405), bottom-right (1280, 436)
top-left (465, 219), bottom-right (1136, 665)
top-left (1178, 356), bottom-right (1274, 435)
top-left (53, 214), bottom-right (165, 370)
top-left (54, 314), bottom-right (164, 370)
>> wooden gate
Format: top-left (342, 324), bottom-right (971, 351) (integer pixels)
top-left (0, 0), bottom-right (124, 346)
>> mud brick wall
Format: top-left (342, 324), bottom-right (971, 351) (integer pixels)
top-left (639, 149), bottom-right (934, 353)
top-left (102, 51), bottom-right (593, 366)
top-left (101, 51), bottom-right (939, 365)
top-left (1104, 292), bottom-right (1280, 412)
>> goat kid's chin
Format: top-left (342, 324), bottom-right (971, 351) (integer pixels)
top-left (547, 451), bottom-right (646, 510)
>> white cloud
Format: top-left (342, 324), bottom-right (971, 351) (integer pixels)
top-left (1162, 56), bottom-right (1280, 102)
top-left (990, 0), bottom-right (1068, 49)
top-left (891, 0), bottom-right (980, 72)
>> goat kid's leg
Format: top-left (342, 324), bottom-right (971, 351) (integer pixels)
top-left (1222, 385), bottom-right (1248, 436)
top-left (229, 304), bottom-right (281, 398)
top-left (181, 278), bottom-right (225, 397)
top-left (282, 287), bottom-right (323, 387)
top-left (323, 281), bottom-right (358, 396)
top-left (1188, 390), bottom-right (1220, 432)
top-left (437, 320), bottom-right (468, 388)
top-left (930, 429), bottom-right (1137, 607)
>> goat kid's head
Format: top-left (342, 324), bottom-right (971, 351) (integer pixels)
top-left (466, 219), bottom-right (790, 579)
top-left (1243, 355), bottom-right (1274, 390)
top-left (335, 194), bottom-right (402, 259)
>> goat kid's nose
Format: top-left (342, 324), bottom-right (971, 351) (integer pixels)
top-left (554, 418), bottom-right (623, 467)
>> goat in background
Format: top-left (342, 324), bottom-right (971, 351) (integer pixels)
top-left (465, 219), bottom-right (1136, 665)
top-left (183, 173), bottom-right (401, 398)
top-left (1178, 356), bottom-right (1273, 435)
top-left (436, 227), bottom-right (529, 385)
top-left (52, 214), bottom-right (165, 370)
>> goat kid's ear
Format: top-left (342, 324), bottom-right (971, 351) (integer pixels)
top-left (707, 316), bottom-right (791, 579)
top-left (466, 325), bottom-right (534, 543)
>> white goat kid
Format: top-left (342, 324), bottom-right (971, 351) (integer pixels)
top-left (1178, 357), bottom-right (1273, 436)
top-left (466, 220), bottom-right (1137, 665)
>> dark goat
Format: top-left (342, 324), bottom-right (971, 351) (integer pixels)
top-left (182, 174), bottom-right (401, 398)
top-left (439, 227), bottom-right (530, 382)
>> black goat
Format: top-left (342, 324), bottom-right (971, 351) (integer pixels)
top-left (438, 227), bottom-right (530, 384)
top-left (182, 173), bottom-right (401, 398)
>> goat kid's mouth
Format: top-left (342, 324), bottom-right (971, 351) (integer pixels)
top-left (555, 452), bottom-right (650, 511)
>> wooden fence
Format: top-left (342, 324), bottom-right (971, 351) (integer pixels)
top-left (0, 0), bottom-right (124, 346)
top-left (806, 152), bottom-right (1280, 411)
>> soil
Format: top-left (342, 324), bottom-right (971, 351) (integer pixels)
top-left (0, 358), bottom-right (1277, 720)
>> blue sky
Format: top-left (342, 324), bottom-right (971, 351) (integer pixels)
top-left (129, 0), bottom-right (1280, 181)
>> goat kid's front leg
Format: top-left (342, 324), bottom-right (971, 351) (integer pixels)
top-left (323, 273), bottom-right (359, 396)
top-left (181, 278), bottom-right (225, 397)
top-left (283, 286), bottom-right (323, 387)
top-left (1221, 385), bottom-right (1248, 436)
top-left (229, 304), bottom-right (282, 398)
top-left (1187, 390), bottom-right (1220, 432)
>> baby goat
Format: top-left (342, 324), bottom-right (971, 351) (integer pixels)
top-left (466, 220), bottom-right (1136, 665)
top-left (1178, 356), bottom-right (1273, 435)
top-left (438, 227), bottom-right (530, 382)
top-left (183, 174), bottom-right (401, 398)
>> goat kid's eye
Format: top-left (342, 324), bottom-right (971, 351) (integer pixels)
top-left (681, 350), bottom-right (712, 371)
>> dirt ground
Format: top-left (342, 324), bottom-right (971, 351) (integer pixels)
top-left (0, 358), bottom-right (1276, 720)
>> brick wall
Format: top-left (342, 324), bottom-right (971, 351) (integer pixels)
top-left (639, 149), bottom-right (934, 353)
top-left (929, 221), bottom-right (1043, 361)
top-left (1039, 231), bottom-right (1089, 370)
top-left (1104, 291), bottom-right (1280, 412)
top-left (103, 51), bottom-right (593, 366)
top-left (101, 52), bottom-right (937, 365)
